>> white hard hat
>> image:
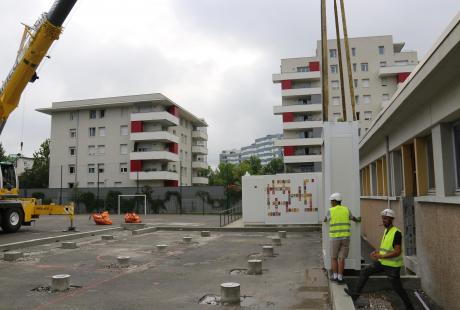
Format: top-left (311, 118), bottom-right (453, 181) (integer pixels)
top-left (381, 209), bottom-right (395, 218)
top-left (329, 192), bottom-right (342, 201)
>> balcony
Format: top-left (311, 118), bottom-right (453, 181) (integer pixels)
top-left (129, 171), bottom-right (178, 181)
top-left (130, 131), bottom-right (179, 143)
top-left (378, 65), bottom-right (416, 77)
top-left (192, 145), bottom-right (208, 155)
top-left (130, 111), bottom-right (179, 126)
top-left (272, 71), bottom-right (321, 82)
top-left (192, 161), bottom-right (208, 170)
top-left (274, 138), bottom-right (323, 147)
top-left (284, 155), bottom-right (322, 164)
top-left (282, 87), bottom-right (322, 98)
top-left (192, 177), bottom-right (209, 185)
top-left (283, 121), bottom-right (323, 130)
top-left (192, 130), bottom-right (208, 141)
top-left (130, 151), bottom-right (179, 162)
top-left (273, 104), bottom-right (322, 115)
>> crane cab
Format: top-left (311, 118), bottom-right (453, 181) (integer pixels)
top-left (0, 162), bottom-right (19, 197)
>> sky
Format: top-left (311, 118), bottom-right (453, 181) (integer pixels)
top-left (0, 0), bottom-right (458, 167)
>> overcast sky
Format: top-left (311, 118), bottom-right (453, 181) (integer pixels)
top-left (0, 0), bottom-right (458, 167)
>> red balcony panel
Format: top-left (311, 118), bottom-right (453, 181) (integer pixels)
top-left (131, 121), bottom-right (143, 133)
top-left (282, 112), bottom-right (294, 123)
top-left (283, 146), bottom-right (295, 156)
top-left (169, 142), bottom-right (179, 154)
top-left (281, 80), bottom-right (292, 90)
top-left (397, 72), bottom-right (410, 83)
top-left (165, 180), bottom-right (179, 187)
top-left (130, 160), bottom-right (142, 172)
top-left (309, 61), bottom-right (320, 72)
top-left (167, 106), bottom-right (179, 116)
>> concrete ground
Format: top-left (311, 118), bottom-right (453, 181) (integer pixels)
top-left (0, 228), bottom-right (330, 309)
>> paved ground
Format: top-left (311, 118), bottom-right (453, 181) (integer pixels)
top-left (0, 214), bottom-right (221, 245)
top-left (0, 229), bottom-right (330, 309)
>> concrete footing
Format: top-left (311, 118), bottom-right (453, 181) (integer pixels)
top-left (247, 259), bottom-right (262, 275)
top-left (272, 237), bottom-right (282, 246)
top-left (156, 244), bottom-right (167, 252)
top-left (51, 274), bottom-right (71, 291)
top-left (3, 251), bottom-right (23, 261)
top-left (117, 256), bottom-right (131, 267)
top-left (201, 231), bottom-right (211, 237)
top-left (220, 282), bottom-right (240, 304)
top-left (101, 235), bottom-right (114, 241)
top-left (278, 231), bottom-right (287, 238)
top-left (61, 242), bottom-right (78, 249)
top-left (121, 223), bottom-right (146, 230)
top-left (183, 236), bottom-right (192, 243)
top-left (262, 246), bottom-right (274, 257)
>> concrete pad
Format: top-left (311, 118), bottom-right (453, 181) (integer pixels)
top-left (121, 223), bottom-right (146, 230)
top-left (101, 235), bottom-right (114, 240)
top-left (131, 227), bottom-right (157, 235)
top-left (61, 242), bottom-right (78, 249)
top-left (329, 281), bottom-right (355, 310)
top-left (3, 251), bottom-right (23, 261)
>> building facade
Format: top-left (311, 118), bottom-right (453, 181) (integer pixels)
top-left (359, 16), bottom-right (460, 308)
top-left (9, 154), bottom-right (33, 175)
top-left (273, 35), bottom-right (418, 173)
top-left (37, 93), bottom-right (208, 188)
top-left (220, 134), bottom-right (283, 165)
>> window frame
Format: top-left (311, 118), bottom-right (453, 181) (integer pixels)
top-left (361, 63), bottom-right (369, 72)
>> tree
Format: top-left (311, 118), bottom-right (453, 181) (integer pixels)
top-left (142, 185), bottom-right (165, 214)
top-left (0, 143), bottom-right (7, 161)
top-left (195, 190), bottom-right (211, 215)
top-left (19, 139), bottom-right (50, 188)
top-left (105, 190), bottom-right (122, 213)
top-left (262, 158), bottom-right (284, 175)
top-left (246, 156), bottom-right (262, 175)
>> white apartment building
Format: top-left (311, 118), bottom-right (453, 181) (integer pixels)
top-left (273, 35), bottom-right (418, 173)
top-left (37, 93), bottom-right (208, 188)
top-left (9, 154), bottom-right (33, 175)
top-left (220, 134), bottom-right (283, 165)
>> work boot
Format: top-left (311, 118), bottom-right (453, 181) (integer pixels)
top-left (344, 288), bottom-right (359, 301)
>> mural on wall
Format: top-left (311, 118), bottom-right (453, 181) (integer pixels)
top-left (266, 178), bottom-right (318, 217)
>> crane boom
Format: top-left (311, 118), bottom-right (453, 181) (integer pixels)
top-left (0, 0), bottom-right (77, 134)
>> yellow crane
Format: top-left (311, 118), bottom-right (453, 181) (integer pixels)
top-left (0, 0), bottom-right (77, 232)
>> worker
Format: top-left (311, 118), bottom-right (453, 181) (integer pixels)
top-left (344, 209), bottom-right (414, 309)
top-left (324, 192), bottom-right (360, 284)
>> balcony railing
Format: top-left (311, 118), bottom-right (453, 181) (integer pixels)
top-left (130, 131), bottom-right (179, 143)
top-left (130, 111), bottom-right (179, 126)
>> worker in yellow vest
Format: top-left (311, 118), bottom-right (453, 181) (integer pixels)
top-left (324, 192), bottom-right (360, 284)
top-left (344, 209), bottom-right (414, 309)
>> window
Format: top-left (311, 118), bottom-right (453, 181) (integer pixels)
top-left (98, 163), bottom-right (105, 173)
top-left (332, 97), bottom-right (340, 106)
top-left (395, 60), bottom-right (409, 66)
top-left (330, 65), bottom-right (338, 74)
top-left (333, 112), bottom-right (341, 121)
top-left (351, 47), bottom-right (356, 56)
top-left (356, 112), bottom-right (360, 120)
top-left (370, 162), bottom-right (377, 195)
top-left (97, 145), bottom-right (105, 155)
top-left (352, 63), bottom-right (357, 72)
top-left (380, 61), bottom-right (387, 67)
top-left (355, 95), bottom-right (360, 105)
top-left (120, 163), bottom-right (128, 173)
top-left (70, 112), bottom-right (76, 121)
top-left (68, 183), bottom-right (74, 188)
top-left (391, 150), bottom-right (403, 196)
top-left (68, 165), bottom-right (75, 174)
top-left (89, 127), bottom-right (96, 137)
top-left (88, 164), bottom-right (95, 174)
top-left (118, 125), bottom-right (128, 136)
top-left (382, 94), bottom-right (390, 103)
top-left (378, 45), bottom-right (385, 55)
top-left (361, 79), bottom-right (370, 88)
top-left (381, 77), bottom-right (387, 86)
top-left (98, 127), bottom-right (106, 137)
top-left (89, 110), bottom-right (96, 119)
top-left (69, 147), bottom-right (76, 156)
top-left (358, 128), bottom-right (361, 136)
top-left (426, 135), bottom-right (436, 190)
top-left (120, 144), bottom-right (128, 155)
top-left (454, 122), bottom-right (460, 187)
top-left (354, 79), bottom-right (358, 88)
top-left (88, 145), bottom-right (95, 155)
top-left (87, 182), bottom-right (95, 187)
top-left (114, 182), bottom-right (122, 187)
top-left (69, 129), bottom-right (77, 138)
top-left (297, 66), bottom-right (308, 72)
top-left (99, 110), bottom-right (105, 118)
top-left (363, 95), bottom-right (371, 104)
top-left (329, 49), bottom-right (337, 58)
top-left (364, 111), bottom-right (372, 120)
top-left (361, 63), bottom-right (369, 72)
top-left (331, 80), bottom-right (339, 90)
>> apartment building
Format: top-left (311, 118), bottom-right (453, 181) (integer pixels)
top-left (37, 93), bottom-right (208, 188)
top-left (359, 16), bottom-right (460, 308)
top-left (9, 154), bottom-right (33, 175)
top-left (220, 134), bottom-right (283, 165)
top-left (272, 35), bottom-right (418, 173)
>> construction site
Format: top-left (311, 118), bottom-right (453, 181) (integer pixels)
top-left (1, 0), bottom-right (460, 309)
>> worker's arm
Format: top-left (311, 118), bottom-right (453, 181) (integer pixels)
top-left (371, 244), bottom-right (402, 260)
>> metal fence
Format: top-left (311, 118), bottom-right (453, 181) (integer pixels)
top-left (20, 186), bottom-right (242, 215)
top-left (219, 206), bottom-right (242, 227)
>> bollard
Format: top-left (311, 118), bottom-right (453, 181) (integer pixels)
top-left (278, 231), bottom-right (287, 238)
top-left (117, 256), bottom-right (130, 268)
top-left (183, 236), bottom-right (192, 243)
top-left (156, 244), bottom-right (168, 252)
top-left (272, 237), bottom-right (282, 246)
top-left (3, 251), bottom-right (23, 261)
top-left (220, 282), bottom-right (241, 304)
top-left (101, 235), bottom-right (114, 241)
top-left (262, 246), bottom-right (274, 257)
top-left (61, 242), bottom-right (78, 249)
top-left (201, 231), bottom-right (211, 237)
top-left (247, 259), bottom-right (262, 275)
top-left (51, 274), bottom-right (71, 291)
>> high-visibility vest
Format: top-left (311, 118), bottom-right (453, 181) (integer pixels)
top-left (329, 205), bottom-right (351, 238)
top-left (378, 226), bottom-right (404, 267)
